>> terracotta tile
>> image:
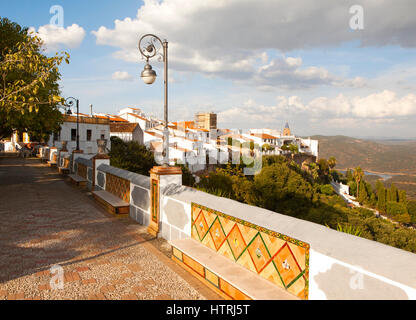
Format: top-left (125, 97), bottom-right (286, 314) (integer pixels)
top-left (7, 293), bottom-right (25, 300)
top-left (100, 285), bottom-right (116, 293)
top-left (82, 279), bottom-right (97, 285)
top-left (110, 279), bottom-right (126, 286)
top-left (0, 290), bottom-right (7, 296)
top-left (142, 279), bottom-right (156, 286)
top-left (126, 263), bottom-right (141, 272)
top-left (131, 286), bottom-right (146, 293)
top-left (75, 266), bottom-right (90, 272)
top-left (38, 284), bottom-right (51, 291)
top-left (120, 272), bottom-right (135, 279)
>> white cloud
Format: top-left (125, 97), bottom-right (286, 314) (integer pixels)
top-left (29, 24), bottom-right (85, 51)
top-left (112, 71), bottom-right (133, 81)
top-left (219, 90), bottom-right (416, 128)
top-left (91, 0), bottom-right (416, 87)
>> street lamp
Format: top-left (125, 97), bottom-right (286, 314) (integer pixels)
top-left (63, 97), bottom-right (80, 151)
top-left (139, 34), bottom-right (169, 166)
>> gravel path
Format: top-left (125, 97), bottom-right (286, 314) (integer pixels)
top-left (0, 157), bottom-right (219, 300)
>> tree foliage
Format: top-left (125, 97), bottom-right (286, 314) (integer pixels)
top-left (0, 17), bottom-right (69, 140)
top-left (109, 136), bottom-right (156, 176)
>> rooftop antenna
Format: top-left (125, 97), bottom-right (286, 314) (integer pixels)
top-left (90, 104), bottom-right (93, 117)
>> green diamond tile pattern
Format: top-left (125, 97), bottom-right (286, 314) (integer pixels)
top-left (191, 203), bottom-right (310, 300)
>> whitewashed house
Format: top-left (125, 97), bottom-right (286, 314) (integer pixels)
top-left (110, 123), bottom-right (143, 144)
top-left (48, 114), bottom-right (111, 154)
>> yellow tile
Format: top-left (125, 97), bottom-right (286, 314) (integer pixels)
top-left (259, 259), bottom-right (285, 289)
top-left (261, 232), bottom-right (286, 257)
top-left (205, 269), bottom-right (219, 287)
top-left (217, 241), bottom-right (235, 261)
top-left (288, 243), bottom-right (306, 271)
top-left (239, 224), bottom-right (259, 246)
top-left (218, 216), bottom-right (235, 235)
top-left (287, 275), bottom-right (307, 300)
top-left (172, 247), bottom-right (183, 261)
top-left (202, 232), bottom-right (216, 251)
top-left (203, 209), bottom-right (216, 227)
top-left (235, 250), bottom-right (257, 273)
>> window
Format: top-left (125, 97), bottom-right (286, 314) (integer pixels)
top-left (53, 131), bottom-right (60, 141)
top-left (71, 129), bottom-right (76, 141)
top-left (87, 129), bottom-right (92, 141)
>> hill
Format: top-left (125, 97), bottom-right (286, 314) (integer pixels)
top-left (311, 135), bottom-right (416, 175)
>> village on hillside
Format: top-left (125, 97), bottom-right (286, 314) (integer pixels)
top-left (3, 107), bottom-right (319, 174)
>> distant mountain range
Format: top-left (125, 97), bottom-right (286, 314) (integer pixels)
top-left (311, 135), bottom-right (416, 175)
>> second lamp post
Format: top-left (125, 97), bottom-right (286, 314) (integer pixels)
top-left (139, 34), bottom-right (169, 167)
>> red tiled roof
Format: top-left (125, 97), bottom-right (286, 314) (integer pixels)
top-left (250, 133), bottom-right (278, 139)
top-left (110, 123), bottom-right (139, 133)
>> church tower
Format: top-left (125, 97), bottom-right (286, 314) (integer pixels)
top-left (283, 122), bottom-right (291, 136)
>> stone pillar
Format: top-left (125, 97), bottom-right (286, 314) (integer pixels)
top-left (92, 139), bottom-right (110, 190)
top-left (71, 150), bottom-right (84, 173)
top-left (92, 154), bottom-right (110, 189)
top-left (148, 166), bottom-right (182, 237)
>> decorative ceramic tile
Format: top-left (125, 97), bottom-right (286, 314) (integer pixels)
top-left (77, 164), bottom-right (87, 179)
top-left (151, 179), bottom-right (159, 223)
top-left (205, 269), bottom-right (219, 288)
top-left (209, 218), bottom-right (226, 250)
top-left (183, 254), bottom-right (205, 277)
top-left (105, 173), bottom-right (130, 202)
top-left (191, 202), bottom-right (310, 300)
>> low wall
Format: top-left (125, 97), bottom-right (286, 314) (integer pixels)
top-left (161, 184), bottom-right (416, 300)
top-left (71, 162), bottom-right (416, 300)
top-left (75, 157), bottom-right (93, 189)
top-left (96, 164), bottom-right (151, 225)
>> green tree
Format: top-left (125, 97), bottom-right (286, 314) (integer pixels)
top-left (407, 200), bottom-right (416, 224)
top-left (377, 184), bottom-right (386, 213)
top-left (390, 183), bottom-right (398, 202)
top-left (386, 201), bottom-right (408, 217)
top-left (109, 136), bottom-right (156, 176)
top-left (353, 167), bottom-right (364, 198)
top-left (0, 17), bottom-right (69, 140)
top-left (358, 180), bottom-right (368, 204)
top-left (328, 156), bottom-right (337, 170)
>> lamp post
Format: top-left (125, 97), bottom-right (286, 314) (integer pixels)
top-left (139, 34), bottom-right (169, 166)
top-left (63, 97), bottom-right (80, 151)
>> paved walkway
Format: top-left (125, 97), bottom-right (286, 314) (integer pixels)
top-left (0, 157), bottom-right (220, 300)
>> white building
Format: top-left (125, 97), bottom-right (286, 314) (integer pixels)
top-left (48, 114), bottom-right (111, 154)
top-left (110, 123), bottom-right (143, 144)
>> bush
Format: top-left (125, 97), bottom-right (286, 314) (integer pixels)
top-left (386, 201), bottom-right (408, 217)
top-left (319, 184), bottom-right (334, 195)
top-left (109, 136), bottom-right (156, 176)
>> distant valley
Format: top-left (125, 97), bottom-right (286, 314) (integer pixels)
top-left (311, 135), bottom-right (416, 199)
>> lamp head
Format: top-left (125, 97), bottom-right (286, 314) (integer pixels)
top-left (141, 63), bottom-right (157, 85)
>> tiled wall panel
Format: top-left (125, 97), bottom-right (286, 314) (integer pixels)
top-left (191, 202), bottom-right (310, 299)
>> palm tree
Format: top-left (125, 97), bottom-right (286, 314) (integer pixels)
top-left (328, 156), bottom-right (337, 169)
top-left (353, 166), bottom-right (364, 198)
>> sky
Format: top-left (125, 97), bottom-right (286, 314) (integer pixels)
top-left (1, 0), bottom-right (416, 139)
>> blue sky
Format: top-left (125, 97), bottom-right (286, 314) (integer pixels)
top-left (2, 0), bottom-right (416, 138)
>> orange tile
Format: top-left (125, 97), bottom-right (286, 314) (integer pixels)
top-left (172, 247), bottom-right (183, 261)
top-left (219, 279), bottom-right (251, 300)
top-left (183, 254), bottom-right (205, 277)
top-left (205, 269), bottom-right (219, 287)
